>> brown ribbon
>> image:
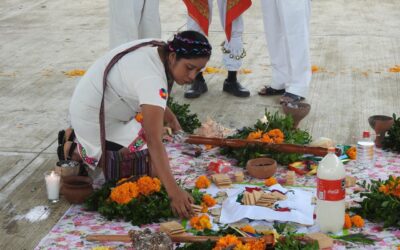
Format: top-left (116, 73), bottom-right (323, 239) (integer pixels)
top-left (99, 41), bottom-right (166, 171)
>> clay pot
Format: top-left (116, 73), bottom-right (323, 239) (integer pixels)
top-left (368, 115), bottom-right (394, 148)
top-left (246, 158), bottom-right (277, 179)
top-left (61, 176), bottom-right (93, 204)
top-left (281, 102), bottom-right (311, 128)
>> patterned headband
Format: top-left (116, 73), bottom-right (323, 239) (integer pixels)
top-left (168, 39), bottom-right (211, 56)
top-left (173, 34), bottom-right (210, 46)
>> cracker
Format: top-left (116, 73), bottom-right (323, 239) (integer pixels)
top-left (271, 191), bottom-right (287, 200)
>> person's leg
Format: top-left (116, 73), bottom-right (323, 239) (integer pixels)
top-left (109, 0), bottom-right (142, 49)
top-left (184, 0), bottom-right (213, 99)
top-left (278, 0), bottom-right (311, 99)
top-left (260, 0), bottom-right (288, 92)
top-left (217, 0), bottom-right (250, 97)
top-left (138, 0), bottom-right (161, 39)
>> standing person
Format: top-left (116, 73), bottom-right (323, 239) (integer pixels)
top-left (109, 0), bottom-right (161, 49)
top-left (258, 0), bottom-right (312, 104)
top-left (183, 0), bottom-right (252, 98)
top-left (58, 31), bottom-right (212, 218)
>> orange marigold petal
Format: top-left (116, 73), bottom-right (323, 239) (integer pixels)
top-left (344, 213), bottom-right (352, 229)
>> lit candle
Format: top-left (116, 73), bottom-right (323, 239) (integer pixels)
top-left (44, 171), bottom-right (60, 203)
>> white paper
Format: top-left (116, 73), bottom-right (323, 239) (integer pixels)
top-left (218, 184), bottom-right (315, 225)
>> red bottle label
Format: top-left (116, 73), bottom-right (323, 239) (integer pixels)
top-left (317, 178), bottom-right (345, 201)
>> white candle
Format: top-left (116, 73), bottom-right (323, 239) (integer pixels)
top-left (45, 171), bottom-right (60, 202)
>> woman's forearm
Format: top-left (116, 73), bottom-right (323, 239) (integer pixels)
top-left (146, 138), bottom-right (179, 195)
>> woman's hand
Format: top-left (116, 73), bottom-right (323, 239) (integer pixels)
top-left (168, 117), bottom-right (182, 133)
top-left (164, 107), bottom-right (182, 133)
top-left (169, 187), bottom-right (194, 218)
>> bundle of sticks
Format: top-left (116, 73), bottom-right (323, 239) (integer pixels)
top-left (86, 232), bottom-right (275, 245)
top-left (185, 135), bottom-right (341, 157)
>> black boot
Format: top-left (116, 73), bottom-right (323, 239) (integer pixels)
top-left (184, 72), bottom-right (208, 98)
top-left (223, 71), bottom-right (250, 97)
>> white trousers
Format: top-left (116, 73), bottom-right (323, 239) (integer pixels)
top-left (109, 0), bottom-right (161, 49)
top-left (187, 0), bottom-right (244, 71)
top-left (261, 0), bottom-right (311, 98)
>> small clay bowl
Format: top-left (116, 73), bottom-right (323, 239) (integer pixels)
top-left (61, 176), bottom-right (93, 204)
top-left (246, 158), bottom-right (277, 179)
top-left (55, 160), bottom-right (80, 177)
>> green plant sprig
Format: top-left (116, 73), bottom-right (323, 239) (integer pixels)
top-left (84, 181), bottom-right (173, 226)
top-left (350, 176), bottom-right (400, 228)
top-left (220, 110), bottom-right (312, 166)
top-left (167, 97), bottom-right (201, 134)
top-left (332, 233), bottom-right (375, 246)
top-left (382, 113), bottom-right (400, 152)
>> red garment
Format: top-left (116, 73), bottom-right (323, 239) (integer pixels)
top-left (183, 0), bottom-right (210, 36)
top-left (183, 0), bottom-right (252, 41)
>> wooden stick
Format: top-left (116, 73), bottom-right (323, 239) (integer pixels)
top-left (86, 234), bottom-right (274, 244)
top-left (185, 135), bottom-right (341, 157)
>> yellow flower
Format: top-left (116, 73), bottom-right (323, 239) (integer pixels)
top-left (240, 225), bottom-right (256, 234)
top-left (201, 202), bottom-right (209, 213)
top-left (264, 177), bottom-right (278, 187)
top-left (63, 69), bottom-right (86, 77)
top-left (190, 215), bottom-right (211, 231)
top-left (202, 194), bottom-right (217, 207)
top-left (247, 130), bottom-right (263, 140)
top-left (195, 175), bottom-right (211, 189)
top-left (351, 215), bottom-right (365, 228)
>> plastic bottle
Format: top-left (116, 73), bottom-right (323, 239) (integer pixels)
top-left (356, 131), bottom-right (375, 169)
top-left (316, 147), bottom-right (346, 233)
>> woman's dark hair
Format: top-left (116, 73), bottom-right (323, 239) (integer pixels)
top-left (166, 30), bottom-right (212, 60)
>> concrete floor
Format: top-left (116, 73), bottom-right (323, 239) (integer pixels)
top-left (0, 0), bottom-right (399, 249)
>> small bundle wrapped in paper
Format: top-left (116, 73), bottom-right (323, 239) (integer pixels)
top-left (242, 190), bottom-right (287, 208)
top-left (211, 174), bottom-right (232, 188)
top-left (159, 221), bottom-right (185, 236)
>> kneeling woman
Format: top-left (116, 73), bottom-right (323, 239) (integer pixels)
top-left (59, 31), bottom-right (212, 218)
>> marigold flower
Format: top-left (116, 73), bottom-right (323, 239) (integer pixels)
top-left (344, 213), bottom-right (352, 229)
top-left (201, 202), bottom-right (209, 213)
top-left (267, 129), bottom-right (285, 144)
top-left (241, 238), bottom-right (267, 250)
top-left (261, 134), bottom-right (273, 143)
top-left (213, 235), bottom-right (242, 250)
top-left (195, 175), bottom-right (211, 189)
top-left (240, 225), bottom-right (256, 234)
top-left (351, 215), bottom-right (365, 228)
top-left (264, 177), bottom-right (278, 187)
top-left (247, 130), bottom-right (263, 140)
top-left (137, 176), bottom-right (161, 196)
top-left (379, 184), bottom-right (389, 195)
top-left (233, 244), bottom-right (249, 250)
top-left (190, 214), bottom-right (211, 231)
top-left (311, 65), bottom-right (319, 73)
top-left (346, 147), bottom-right (357, 160)
top-left (110, 182), bottom-right (139, 204)
top-left (135, 112), bottom-right (143, 123)
top-left (202, 194), bottom-right (217, 207)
